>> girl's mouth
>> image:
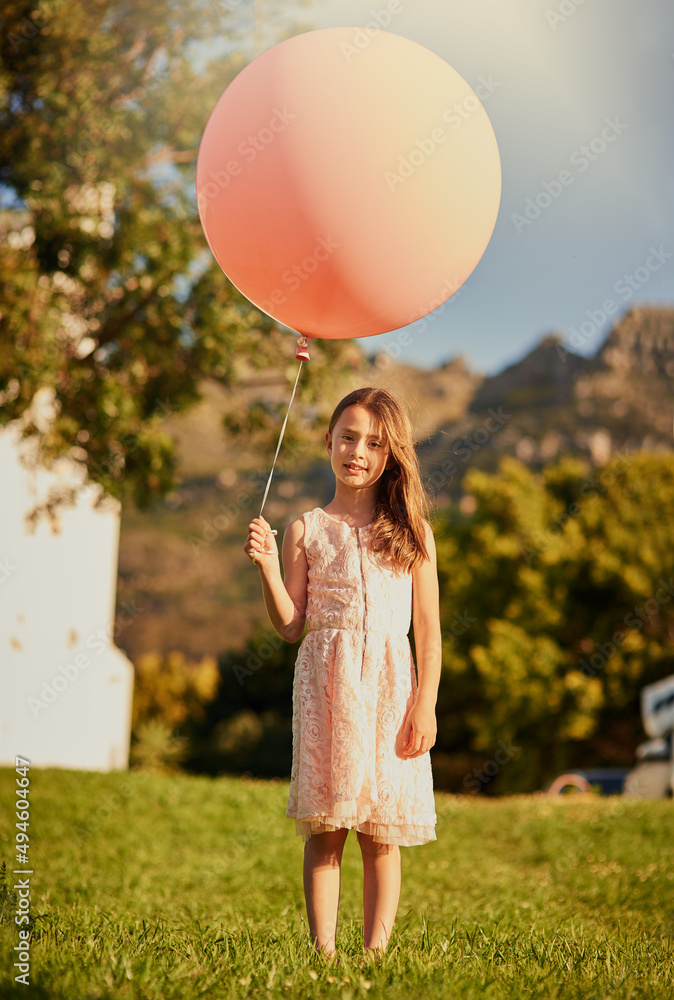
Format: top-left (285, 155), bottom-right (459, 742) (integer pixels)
top-left (344, 464), bottom-right (366, 472)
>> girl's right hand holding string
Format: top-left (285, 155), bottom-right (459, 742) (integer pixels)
top-left (245, 516), bottom-right (279, 569)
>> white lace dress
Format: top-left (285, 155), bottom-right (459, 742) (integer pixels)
top-left (285, 507), bottom-right (437, 846)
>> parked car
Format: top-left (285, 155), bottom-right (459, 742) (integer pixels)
top-left (545, 768), bottom-right (628, 796)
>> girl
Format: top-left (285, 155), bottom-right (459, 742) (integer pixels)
top-left (244, 387), bottom-right (441, 959)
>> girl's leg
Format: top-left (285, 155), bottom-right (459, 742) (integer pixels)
top-left (356, 831), bottom-right (401, 954)
top-left (303, 828), bottom-right (349, 956)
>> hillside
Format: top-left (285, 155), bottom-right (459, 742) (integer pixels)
top-left (115, 305), bottom-right (674, 663)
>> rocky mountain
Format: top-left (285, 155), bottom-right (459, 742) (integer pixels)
top-left (413, 306), bottom-right (674, 507)
top-left (597, 306), bottom-right (674, 378)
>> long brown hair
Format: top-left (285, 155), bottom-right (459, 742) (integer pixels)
top-left (327, 387), bottom-right (433, 573)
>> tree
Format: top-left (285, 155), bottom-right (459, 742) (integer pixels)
top-left (0, 0), bottom-right (356, 516)
top-left (433, 451), bottom-right (674, 793)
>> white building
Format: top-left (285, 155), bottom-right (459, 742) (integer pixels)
top-left (0, 390), bottom-right (134, 770)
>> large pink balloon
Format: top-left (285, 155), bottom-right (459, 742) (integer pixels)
top-left (196, 28), bottom-right (501, 339)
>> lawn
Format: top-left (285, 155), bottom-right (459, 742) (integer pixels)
top-left (0, 767), bottom-right (672, 999)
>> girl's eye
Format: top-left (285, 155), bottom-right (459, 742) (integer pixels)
top-left (340, 435), bottom-right (382, 446)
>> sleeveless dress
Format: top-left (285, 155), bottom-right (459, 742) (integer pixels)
top-left (285, 507), bottom-right (437, 846)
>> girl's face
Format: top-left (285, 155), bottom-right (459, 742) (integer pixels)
top-left (326, 404), bottom-right (394, 489)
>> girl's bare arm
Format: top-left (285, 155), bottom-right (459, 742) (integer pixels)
top-left (401, 521), bottom-right (441, 757)
top-left (411, 521), bottom-right (442, 705)
top-left (245, 516), bottom-right (308, 642)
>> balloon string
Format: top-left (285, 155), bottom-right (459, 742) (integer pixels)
top-left (258, 359), bottom-right (304, 518)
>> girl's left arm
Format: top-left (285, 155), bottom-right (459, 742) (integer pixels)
top-left (402, 521), bottom-right (442, 758)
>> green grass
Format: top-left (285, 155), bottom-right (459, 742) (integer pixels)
top-left (1, 767), bottom-right (672, 999)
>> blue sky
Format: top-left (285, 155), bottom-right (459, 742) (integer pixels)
top-left (299, 0), bottom-right (674, 375)
top-left (6, 0), bottom-right (673, 378)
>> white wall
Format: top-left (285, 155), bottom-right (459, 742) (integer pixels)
top-left (0, 396), bottom-right (134, 771)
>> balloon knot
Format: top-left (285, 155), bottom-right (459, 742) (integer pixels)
top-left (295, 334), bottom-right (311, 361)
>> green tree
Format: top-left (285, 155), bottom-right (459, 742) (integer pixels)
top-left (434, 451), bottom-right (674, 793)
top-left (0, 0), bottom-right (356, 515)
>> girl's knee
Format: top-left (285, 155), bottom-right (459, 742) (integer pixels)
top-left (356, 831), bottom-right (399, 856)
top-left (305, 828), bottom-right (348, 863)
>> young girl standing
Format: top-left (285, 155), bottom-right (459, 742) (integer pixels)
top-left (244, 387), bottom-right (441, 959)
